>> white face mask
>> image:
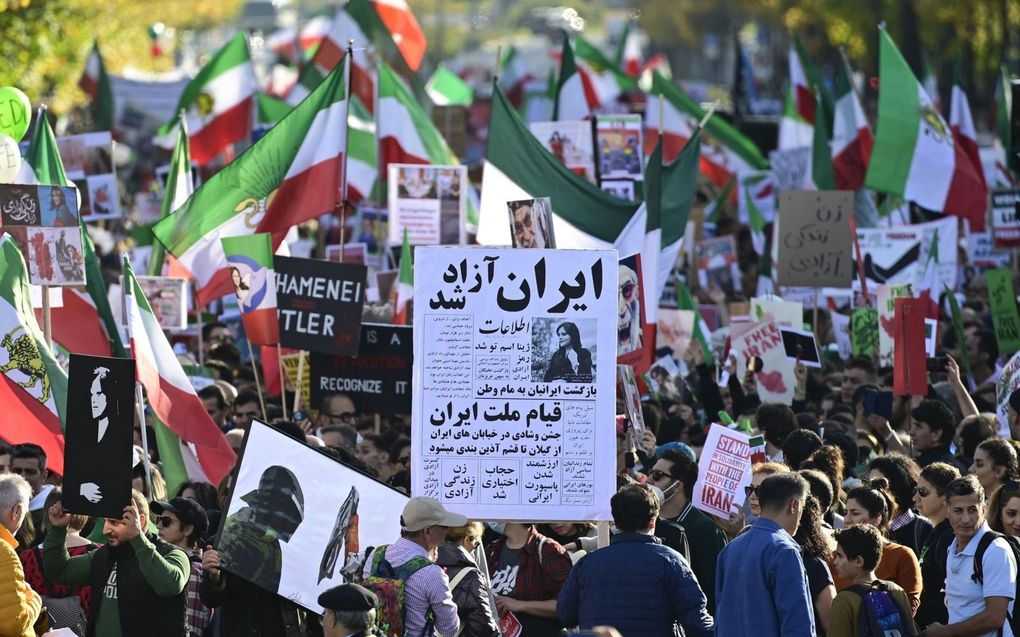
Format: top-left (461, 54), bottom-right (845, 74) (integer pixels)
top-left (648, 481), bottom-right (680, 506)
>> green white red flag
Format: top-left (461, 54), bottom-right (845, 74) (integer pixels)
top-left (393, 229), bottom-right (413, 325)
top-left (554, 36), bottom-right (597, 121)
top-left (949, 67), bottom-right (987, 193)
top-left (124, 259), bottom-right (235, 485)
top-left (221, 233), bottom-right (279, 345)
top-left (79, 41), bottom-right (113, 130)
top-left (149, 121), bottom-right (194, 277)
top-left (831, 61), bottom-right (872, 190)
top-left (161, 32), bottom-right (258, 165)
top-left (865, 27), bottom-right (988, 231)
top-left (152, 59), bottom-right (350, 305)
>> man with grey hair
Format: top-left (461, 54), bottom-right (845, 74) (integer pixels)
top-left (318, 583), bottom-right (378, 637)
top-left (0, 473), bottom-right (43, 636)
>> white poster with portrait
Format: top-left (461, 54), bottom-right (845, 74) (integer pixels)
top-left (387, 164), bottom-right (467, 246)
top-left (412, 247), bottom-right (618, 521)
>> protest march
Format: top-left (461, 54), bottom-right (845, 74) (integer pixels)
top-left (2, 1), bottom-right (1020, 636)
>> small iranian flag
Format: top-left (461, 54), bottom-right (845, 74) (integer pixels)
top-left (677, 279), bottom-right (714, 365)
top-left (378, 62), bottom-right (459, 176)
top-left (286, 63), bottom-right (326, 107)
top-left (478, 84), bottom-right (645, 255)
top-left (949, 66), bottom-right (987, 193)
top-left (152, 59), bottom-right (350, 305)
top-left (149, 121), bottom-right (194, 277)
top-left (363, 0), bottom-right (427, 72)
top-left (831, 61), bottom-right (873, 191)
top-left (500, 46), bottom-right (531, 108)
top-left (0, 236), bottom-right (68, 474)
top-left (161, 32), bottom-right (258, 165)
top-left (317, 0), bottom-right (425, 75)
top-left (221, 233), bottom-right (279, 346)
top-left (865, 27), bottom-right (987, 231)
top-left (426, 66), bottom-right (474, 107)
top-left (124, 260), bottom-right (235, 485)
top-left (554, 36), bottom-right (597, 121)
top-left (646, 72), bottom-right (768, 187)
top-left (615, 21), bottom-right (643, 77)
top-left (393, 229), bottom-right (413, 325)
top-left (79, 41), bottom-right (113, 130)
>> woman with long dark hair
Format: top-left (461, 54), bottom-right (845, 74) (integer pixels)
top-left (793, 490), bottom-right (836, 635)
top-left (867, 453), bottom-right (931, 557)
top-left (544, 322), bottom-right (593, 383)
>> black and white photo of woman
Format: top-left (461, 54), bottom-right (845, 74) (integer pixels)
top-left (543, 321), bottom-right (594, 383)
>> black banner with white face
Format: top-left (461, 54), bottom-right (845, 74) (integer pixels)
top-left (62, 354), bottom-right (135, 518)
top-left (275, 256), bottom-right (367, 356)
top-left (310, 324), bottom-right (413, 415)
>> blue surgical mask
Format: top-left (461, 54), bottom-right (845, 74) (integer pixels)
top-left (486, 522), bottom-right (506, 535)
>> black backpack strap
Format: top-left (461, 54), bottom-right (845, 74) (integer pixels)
top-left (971, 532), bottom-right (1000, 584)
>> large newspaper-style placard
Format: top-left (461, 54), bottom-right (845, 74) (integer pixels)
top-left (387, 164), bottom-right (467, 247)
top-left (693, 424), bottom-right (753, 518)
top-left (412, 247), bottom-right (617, 521)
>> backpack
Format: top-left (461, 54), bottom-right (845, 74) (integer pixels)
top-left (972, 530), bottom-right (1020, 637)
top-left (847, 580), bottom-right (918, 637)
top-left (363, 545), bottom-right (436, 637)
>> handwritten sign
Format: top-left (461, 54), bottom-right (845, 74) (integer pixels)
top-left (310, 324), bottom-right (412, 415)
top-left (775, 191), bottom-right (854, 288)
top-left (412, 247), bottom-right (617, 521)
top-left (275, 256), bottom-right (367, 356)
top-left (693, 424), bottom-right (753, 518)
top-left (733, 314), bottom-right (795, 404)
top-left (991, 189), bottom-right (1020, 249)
top-left (987, 269), bottom-right (1020, 357)
top-left (851, 308), bottom-right (879, 359)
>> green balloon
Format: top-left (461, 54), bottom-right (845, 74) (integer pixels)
top-left (0, 87), bottom-right (31, 141)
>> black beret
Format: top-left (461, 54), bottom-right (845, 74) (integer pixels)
top-left (317, 583), bottom-right (378, 613)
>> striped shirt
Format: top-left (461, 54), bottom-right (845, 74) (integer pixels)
top-left (186, 549), bottom-right (212, 636)
top-left (362, 537), bottom-right (460, 637)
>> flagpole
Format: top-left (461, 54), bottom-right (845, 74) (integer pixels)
top-left (193, 281), bottom-right (204, 367)
top-left (276, 343), bottom-right (289, 420)
top-left (337, 40), bottom-right (355, 262)
top-left (134, 381), bottom-right (154, 499)
top-left (247, 340), bottom-right (267, 420)
top-left (494, 45), bottom-right (502, 83)
top-left (838, 47), bottom-right (870, 129)
top-left (293, 351), bottom-right (304, 414)
top-left (41, 286), bottom-right (52, 347)
top-left (697, 100), bottom-right (722, 131)
top-left (657, 95), bottom-right (664, 136)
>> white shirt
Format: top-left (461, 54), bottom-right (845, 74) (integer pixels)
top-left (945, 522), bottom-right (1017, 637)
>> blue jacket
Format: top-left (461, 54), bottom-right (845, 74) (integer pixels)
top-left (557, 532), bottom-right (713, 637)
top-left (714, 517), bottom-right (815, 637)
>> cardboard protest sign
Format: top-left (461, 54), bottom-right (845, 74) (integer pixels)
top-left (62, 355), bottom-right (135, 518)
top-left (56, 131), bottom-right (120, 221)
top-left (387, 164), bottom-right (467, 246)
top-left (775, 191), bottom-right (854, 288)
top-left (892, 298), bottom-right (928, 396)
top-left (618, 252), bottom-right (652, 372)
top-left (733, 314), bottom-right (795, 404)
top-left (695, 235), bottom-right (741, 295)
top-left (693, 424), bottom-right (753, 518)
top-left (987, 269), bottom-right (1020, 357)
top-left (997, 351), bottom-right (1020, 437)
top-left (528, 120), bottom-right (596, 183)
top-left (851, 308), bottom-right (879, 359)
top-left (991, 189), bottom-right (1020, 249)
top-left (507, 198), bottom-right (556, 249)
top-left (855, 217), bottom-right (957, 293)
top-left (412, 247), bottom-right (617, 520)
top-left (768, 147), bottom-right (811, 191)
top-left (0, 184), bottom-right (85, 286)
top-left (275, 256), bottom-right (366, 356)
top-left (595, 114), bottom-right (643, 180)
top-left (780, 328), bottom-right (821, 367)
top-left (616, 364), bottom-right (645, 433)
top-left (310, 324), bottom-right (412, 415)
top-left (967, 230), bottom-right (1012, 269)
top-left (133, 276), bottom-right (188, 331)
top-left (878, 284), bottom-right (913, 367)
top-left (751, 296), bottom-right (803, 327)
top-left (218, 421), bottom-right (409, 614)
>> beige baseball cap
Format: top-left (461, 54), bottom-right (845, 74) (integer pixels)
top-left (400, 497), bottom-right (467, 532)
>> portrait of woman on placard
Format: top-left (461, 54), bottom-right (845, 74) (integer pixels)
top-left (230, 266), bottom-right (251, 304)
top-left (79, 366), bottom-right (120, 504)
top-left (544, 321), bottom-right (593, 383)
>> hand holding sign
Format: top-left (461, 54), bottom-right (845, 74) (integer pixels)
top-left (47, 502), bottom-right (72, 529)
top-left (0, 87), bottom-right (31, 141)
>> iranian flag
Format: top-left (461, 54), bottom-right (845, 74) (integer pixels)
top-left (789, 41), bottom-right (816, 125)
top-left (574, 34), bottom-right (636, 111)
top-left (810, 91), bottom-right (836, 190)
top-left (23, 109), bottom-right (126, 358)
top-left (309, 6), bottom-right (375, 113)
top-left (347, 97), bottom-right (379, 204)
top-left (554, 36), bottom-right (598, 121)
top-left (152, 60), bottom-right (350, 305)
top-left (646, 72), bottom-right (768, 187)
top-left (500, 46), bottom-right (531, 108)
top-left (286, 63), bottom-right (326, 107)
top-left (831, 61), bottom-right (873, 191)
top-left (378, 62), bottom-right (459, 176)
top-left (393, 229), bottom-right (412, 325)
top-left (79, 41), bottom-right (113, 130)
top-left (149, 122), bottom-right (194, 277)
top-left (316, 0), bottom-right (425, 74)
top-left (124, 260), bottom-right (235, 485)
top-left (363, 0), bottom-right (427, 72)
top-left (616, 21), bottom-right (643, 77)
top-left (162, 32), bottom-right (258, 165)
top-left (426, 66), bottom-right (473, 107)
top-left (677, 279), bottom-right (714, 365)
top-left (0, 236), bottom-right (68, 474)
top-left (478, 84), bottom-right (644, 252)
top-left (865, 27), bottom-right (988, 231)
top-left (221, 233), bottom-right (279, 346)
top-left (949, 69), bottom-right (987, 192)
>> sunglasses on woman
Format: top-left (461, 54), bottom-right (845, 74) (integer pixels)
top-left (744, 485), bottom-right (759, 497)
